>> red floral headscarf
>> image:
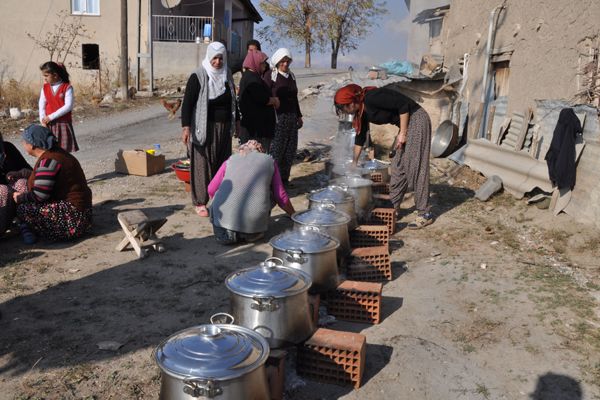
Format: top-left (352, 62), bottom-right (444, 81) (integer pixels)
top-left (334, 84), bottom-right (376, 134)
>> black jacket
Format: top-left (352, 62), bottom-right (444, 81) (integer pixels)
top-left (0, 141), bottom-right (31, 185)
top-left (239, 70), bottom-right (276, 138)
top-left (545, 108), bottom-right (581, 190)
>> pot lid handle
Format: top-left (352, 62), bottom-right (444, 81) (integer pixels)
top-left (209, 312), bottom-right (235, 325)
top-left (263, 257), bottom-right (284, 268)
top-left (300, 225), bottom-right (321, 233)
top-left (317, 202), bottom-right (336, 210)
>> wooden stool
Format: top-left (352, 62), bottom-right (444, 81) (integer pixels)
top-left (116, 210), bottom-right (167, 259)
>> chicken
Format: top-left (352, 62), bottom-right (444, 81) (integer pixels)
top-left (161, 98), bottom-right (182, 120)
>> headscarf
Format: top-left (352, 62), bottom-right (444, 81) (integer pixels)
top-left (270, 48), bottom-right (295, 81)
top-left (201, 42), bottom-right (228, 100)
top-left (237, 140), bottom-right (264, 156)
top-left (22, 124), bottom-right (56, 150)
top-left (243, 50), bottom-right (268, 73)
top-left (333, 84), bottom-right (377, 134)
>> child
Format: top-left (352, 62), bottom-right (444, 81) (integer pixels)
top-left (38, 61), bottom-right (79, 152)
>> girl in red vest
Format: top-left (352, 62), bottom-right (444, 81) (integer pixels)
top-left (38, 61), bottom-right (79, 152)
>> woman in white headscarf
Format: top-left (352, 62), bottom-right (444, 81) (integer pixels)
top-left (181, 42), bottom-right (239, 217)
top-left (264, 48), bottom-right (302, 184)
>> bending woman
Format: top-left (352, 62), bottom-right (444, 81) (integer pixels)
top-left (12, 125), bottom-right (92, 241)
top-left (208, 140), bottom-right (295, 245)
top-left (334, 83), bottom-right (433, 229)
top-left (181, 42), bottom-right (238, 217)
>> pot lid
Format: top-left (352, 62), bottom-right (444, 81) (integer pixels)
top-left (362, 159), bottom-right (388, 171)
top-left (270, 227), bottom-right (340, 253)
top-left (154, 324), bottom-right (269, 380)
top-left (308, 186), bottom-right (354, 204)
top-left (330, 176), bottom-right (373, 188)
top-left (225, 258), bottom-right (311, 297)
top-left (292, 207), bottom-right (351, 226)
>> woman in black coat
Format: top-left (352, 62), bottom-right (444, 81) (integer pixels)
top-left (238, 50), bottom-right (279, 151)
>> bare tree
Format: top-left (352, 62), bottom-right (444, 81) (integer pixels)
top-left (27, 10), bottom-right (92, 64)
top-left (258, 0), bottom-right (317, 68)
top-left (315, 0), bottom-right (387, 69)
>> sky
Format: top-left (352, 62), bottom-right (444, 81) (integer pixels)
top-left (251, 1), bottom-right (411, 70)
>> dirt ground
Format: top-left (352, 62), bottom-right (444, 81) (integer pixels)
top-left (1, 95), bottom-right (600, 400)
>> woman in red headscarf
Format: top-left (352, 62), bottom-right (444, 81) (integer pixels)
top-left (333, 84), bottom-right (434, 229)
top-left (238, 50), bottom-right (280, 151)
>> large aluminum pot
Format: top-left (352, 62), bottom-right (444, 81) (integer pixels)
top-left (291, 206), bottom-right (351, 257)
top-left (362, 159), bottom-right (390, 183)
top-left (225, 257), bottom-right (315, 348)
top-left (329, 176), bottom-right (374, 220)
top-left (308, 186), bottom-right (357, 230)
top-left (270, 226), bottom-right (340, 292)
top-left (154, 323), bottom-right (270, 400)
top-left (330, 164), bottom-right (370, 180)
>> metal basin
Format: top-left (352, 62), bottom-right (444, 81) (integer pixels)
top-left (431, 120), bottom-right (459, 158)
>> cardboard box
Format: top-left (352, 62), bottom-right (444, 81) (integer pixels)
top-left (115, 149), bottom-right (165, 177)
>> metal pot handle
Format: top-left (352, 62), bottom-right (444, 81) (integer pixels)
top-left (318, 202), bottom-right (336, 210)
top-left (210, 312), bottom-right (235, 325)
top-left (251, 295), bottom-right (279, 312)
top-left (263, 257), bottom-right (284, 267)
top-left (183, 379), bottom-right (223, 398)
top-left (285, 248), bottom-right (307, 264)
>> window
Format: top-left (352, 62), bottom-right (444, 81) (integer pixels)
top-left (72, 0), bottom-right (100, 16)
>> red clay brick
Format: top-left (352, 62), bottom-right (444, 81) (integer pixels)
top-left (368, 207), bottom-right (396, 234)
top-left (266, 349), bottom-right (287, 400)
top-left (297, 328), bottom-right (366, 389)
top-left (370, 171), bottom-right (383, 183)
top-left (347, 246), bottom-right (392, 281)
top-left (325, 280), bottom-right (383, 324)
top-left (372, 182), bottom-right (390, 195)
top-left (350, 225), bottom-right (389, 249)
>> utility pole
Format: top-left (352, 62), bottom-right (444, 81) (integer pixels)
top-left (120, 0), bottom-right (129, 100)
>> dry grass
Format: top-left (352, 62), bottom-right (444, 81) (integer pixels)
top-left (0, 79), bottom-right (38, 109)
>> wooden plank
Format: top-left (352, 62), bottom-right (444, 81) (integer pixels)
top-left (514, 108), bottom-right (533, 151)
top-left (485, 105), bottom-right (496, 140)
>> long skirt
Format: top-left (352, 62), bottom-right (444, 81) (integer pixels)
top-left (269, 112), bottom-right (298, 183)
top-left (190, 121), bottom-right (232, 206)
top-left (48, 121), bottom-right (79, 152)
top-left (389, 107), bottom-right (432, 213)
top-left (0, 178), bottom-right (27, 235)
top-left (16, 200), bottom-right (92, 241)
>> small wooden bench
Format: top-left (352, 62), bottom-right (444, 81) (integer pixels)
top-left (116, 210), bottom-right (167, 259)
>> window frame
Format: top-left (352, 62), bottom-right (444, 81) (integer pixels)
top-left (71, 0), bottom-right (101, 16)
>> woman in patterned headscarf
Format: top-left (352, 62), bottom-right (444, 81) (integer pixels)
top-left (207, 140), bottom-right (294, 245)
top-left (334, 83), bottom-right (434, 229)
top-left (181, 41), bottom-right (239, 218)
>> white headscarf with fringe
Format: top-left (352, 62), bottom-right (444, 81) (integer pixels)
top-left (202, 42), bottom-right (228, 99)
top-left (270, 48), bottom-right (295, 81)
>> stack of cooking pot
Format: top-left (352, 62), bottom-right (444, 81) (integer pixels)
top-left (329, 175), bottom-right (374, 221)
top-left (307, 185), bottom-right (357, 231)
top-left (224, 257), bottom-right (316, 348)
top-left (154, 257), bottom-right (317, 399)
top-left (270, 226), bottom-right (340, 292)
top-left (154, 322), bottom-right (271, 400)
top-left (291, 205), bottom-right (351, 257)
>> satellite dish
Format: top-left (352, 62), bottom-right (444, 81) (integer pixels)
top-left (161, 0), bottom-right (182, 8)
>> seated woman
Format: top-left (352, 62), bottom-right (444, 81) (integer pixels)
top-left (208, 140), bottom-right (295, 244)
top-left (12, 124), bottom-right (92, 241)
top-left (0, 132), bottom-right (32, 236)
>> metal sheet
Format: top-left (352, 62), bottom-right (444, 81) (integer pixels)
top-left (564, 142), bottom-right (600, 229)
top-left (463, 139), bottom-right (552, 198)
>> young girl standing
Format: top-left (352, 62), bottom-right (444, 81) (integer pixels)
top-left (38, 61), bottom-right (79, 152)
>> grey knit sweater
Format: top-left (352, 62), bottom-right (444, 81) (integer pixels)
top-left (210, 152), bottom-right (274, 233)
